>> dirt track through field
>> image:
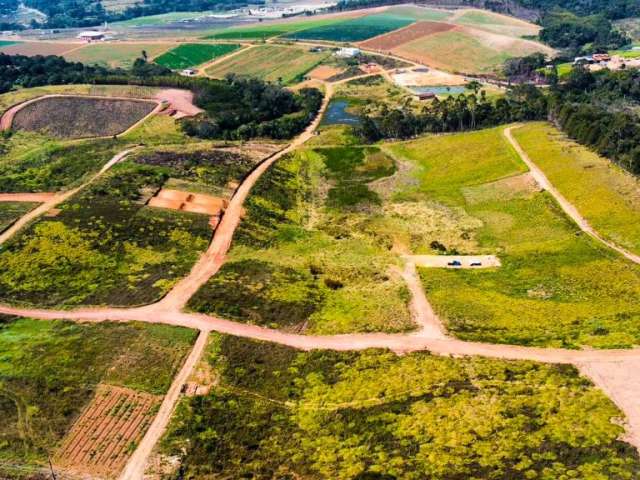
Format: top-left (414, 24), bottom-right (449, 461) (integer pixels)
top-left (505, 125), bottom-right (640, 264)
top-left (4, 85), bottom-right (640, 476)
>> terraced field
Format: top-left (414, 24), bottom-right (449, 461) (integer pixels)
top-left (154, 43), bottom-right (241, 69)
top-left (205, 45), bottom-right (331, 84)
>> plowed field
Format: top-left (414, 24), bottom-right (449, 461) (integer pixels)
top-left (55, 384), bottom-right (161, 478)
top-left (360, 21), bottom-right (455, 50)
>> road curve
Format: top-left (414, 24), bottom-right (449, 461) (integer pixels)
top-left (504, 125), bottom-right (640, 265)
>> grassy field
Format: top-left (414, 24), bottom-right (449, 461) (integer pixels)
top-left (12, 96), bottom-right (156, 139)
top-left (204, 16), bottom-right (351, 40)
top-left (385, 5), bottom-right (452, 21)
top-left (393, 27), bottom-right (550, 74)
top-left (160, 334), bottom-right (640, 479)
top-left (0, 144), bottom-right (263, 307)
top-left (0, 202), bottom-right (38, 232)
top-left (154, 43), bottom-right (240, 69)
top-left (453, 9), bottom-right (541, 37)
top-left (286, 13), bottom-right (415, 42)
top-left (333, 74), bottom-right (418, 115)
top-left (205, 44), bottom-right (330, 84)
top-left (388, 127), bottom-right (640, 349)
top-left (0, 40), bottom-right (19, 47)
top-left (188, 148), bottom-right (417, 334)
top-left (113, 10), bottom-right (219, 27)
top-left (0, 42), bottom-right (77, 56)
top-left (512, 122), bottom-right (640, 255)
top-left (0, 316), bottom-right (196, 477)
top-left (64, 42), bottom-right (173, 68)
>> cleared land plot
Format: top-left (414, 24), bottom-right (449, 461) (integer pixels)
top-left (188, 148), bottom-right (418, 335)
top-left (64, 42), bottom-right (173, 68)
top-left (512, 122), bottom-right (640, 255)
top-left (204, 16), bottom-right (354, 40)
top-left (389, 127), bottom-right (640, 349)
top-left (0, 146), bottom-right (262, 307)
top-left (0, 201), bottom-right (38, 232)
top-left (286, 13), bottom-right (415, 42)
top-left (0, 41), bottom-right (78, 56)
top-left (360, 20), bottom-right (456, 50)
top-left (154, 43), bottom-right (241, 69)
top-left (0, 317), bottom-right (195, 478)
top-left (11, 96), bottom-right (157, 139)
top-left (453, 9), bottom-right (541, 37)
top-left (392, 26), bottom-right (552, 74)
top-left (160, 335), bottom-right (640, 479)
top-left (55, 385), bottom-right (161, 477)
top-left (205, 45), bottom-right (330, 84)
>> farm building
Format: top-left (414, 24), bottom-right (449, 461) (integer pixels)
top-left (77, 31), bottom-right (105, 42)
top-left (180, 69), bottom-right (197, 76)
top-left (335, 47), bottom-right (360, 58)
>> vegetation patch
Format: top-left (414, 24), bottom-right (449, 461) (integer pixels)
top-left (0, 316), bottom-right (195, 476)
top-left (0, 202), bottom-right (38, 232)
top-left (390, 127), bottom-right (640, 349)
top-left (161, 335), bottom-right (640, 479)
top-left (512, 122), bottom-right (640, 255)
top-left (189, 149), bottom-right (414, 334)
top-left (64, 42), bottom-right (173, 68)
top-left (11, 96), bottom-right (156, 139)
top-left (204, 45), bottom-right (330, 85)
top-left (286, 13), bottom-right (415, 42)
top-left (154, 43), bottom-right (241, 70)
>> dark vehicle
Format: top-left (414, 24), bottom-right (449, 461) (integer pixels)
top-left (447, 260), bottom-right (462, 267)
top-left (470, 261), bottom-right (482, 267)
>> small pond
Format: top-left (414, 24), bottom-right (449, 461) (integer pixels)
top-left (322, 100), bottom-right (361, 126)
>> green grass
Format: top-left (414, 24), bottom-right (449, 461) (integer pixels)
top-left (514, 123), bottom-right (640, 252)
top-left (0, 316), bottom-right (196, 473)
top-left (112, 10), bottom-right (217, 27)
top-left (161, 334), bottom-right (640, 479)
top-left (390, 126), bottom-right (640, 349)
top-left (188, 148), bottom-right (415, 334)
top-left (204, 17), bottom-right (349, 40)
top-left (452, 9), bottom-right (540, 37)
top-left (64, 42), bottom-right (173, 68)
top-left (385, 5), bottom-right (452, 21)
top-left (154, 43), bottom-right (240, 69)
top-left (205, 44), bottom-right (330, 84)
top-left (0, 202), bottom-right (37, 232)
top-left (0, 40), bottom-right (19, 47)
top-left (286, 13), bottom-right (415, 42)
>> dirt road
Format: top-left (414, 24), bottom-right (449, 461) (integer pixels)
top-left (0, 148), bottom-right (136, 245)
top-left (505, 125), bottom-right (640, 265)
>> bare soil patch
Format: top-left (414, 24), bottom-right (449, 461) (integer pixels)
top-left (360, 21), bottom-right (456, 50)
top-left (149, 188), bottom-right (229, 216)
top-left (0, 42), bottom-right (79, 56)
top-left (54, 384), bottom-right (162, 479)
top-left (307, 65), bottom-right (345, 81)
top-left (11, 96), bottom-right (157, 138)
top-left (462, 172), bottom-right (540, 204)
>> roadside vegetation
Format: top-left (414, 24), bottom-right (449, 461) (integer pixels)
top-left (161, 334), bottom-right (640, 479)
top-left (188, 147), bottom-right (416, 334)
top-left (0, 201), bottom-right (37, 232)
top-left (0, 144), bottom-right (263, 307)
top-left (0, 316), bottom-right (196, 477)
top-left (389, 126), bottom-right (640, 349)
top-left (512, 122), bottom-right (640, 254)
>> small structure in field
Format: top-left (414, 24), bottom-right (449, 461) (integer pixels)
top-left (416, 92), bottom-right (436, 100)
top-left (77, 31), bottom-right (105, 42)
top-left (335, 47), bottom-right (360, 58)
top-left (180, 69), bottom-right (197, 77)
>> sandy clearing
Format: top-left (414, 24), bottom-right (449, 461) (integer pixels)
top-left (407, 254), bottom-right (501, 268)
top-left (392, 68), bottom-right (467, 86)
top-left (0, 192), bottom-right (56, 202)
top-left (505, 125), bottom-right (640, 265)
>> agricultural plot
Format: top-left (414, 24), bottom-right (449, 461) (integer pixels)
top-left (64, 42), bottom-right (173, 68)
top-left (390, 26), bottom-right (552, 74)
top-left (0, 202), bottom-right (38, 232)
top-left (388, 127), bottom-right (640, 349)
top-left (205, 45), bottom-right (330, 84)
top-left (385, 5), bottom-right (453, 21)
top-left (453, 9), bottom-right (541, 37)
top-left (160, 334), bottom-right (640, 479)
top-left (0, 147), bottom-right (262, 307)
top-left (332, 74), bottom-right (414, 116)
top-left (285, 13), bottom-right (415, 42)
top-left (55, 385), bottom-right (161, 477)
top-left (0, 42), bottom-right (78, 56)
top-left (0, 317), bottom-right (196, 478)
top-left (512, 122), bottom-right (640, 255)
top-left (154, 43), bottom-right (241, 69)
top-left (188, 147), bottom-right (419, 334)
top-left (11, 96), bottom-right (157, 139)
top-left (360, 21), bottom-right (456, 50)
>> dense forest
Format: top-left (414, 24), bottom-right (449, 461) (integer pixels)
top-left (1, 0), bottom-right (256, 29)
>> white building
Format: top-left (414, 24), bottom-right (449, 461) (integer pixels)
top-left (335, 47), bottom-right (360, 58)
top-left (77, 31), bottom-right (105, 42)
